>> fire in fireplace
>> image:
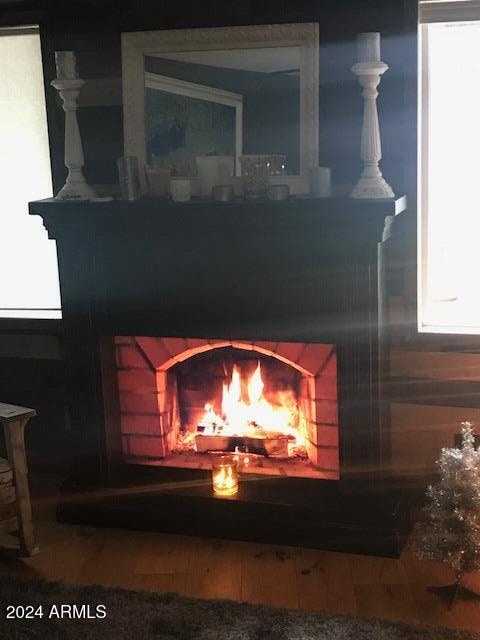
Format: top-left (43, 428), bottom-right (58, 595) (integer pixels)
top-left (191, 360), bottom-right (305, 459)
top-left (115, 337), bottom-right (339, 480)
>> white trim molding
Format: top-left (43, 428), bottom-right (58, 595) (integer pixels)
top-left (420, 0), bottom-right (480, 23)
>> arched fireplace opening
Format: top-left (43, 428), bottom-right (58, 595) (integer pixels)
top-left (115, 336), bottom-right (339, 480)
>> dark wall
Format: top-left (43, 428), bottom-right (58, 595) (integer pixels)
top-left (0, 322), bottom-right (69, 472)
top-left (0, 0), bottom-right (417, 199)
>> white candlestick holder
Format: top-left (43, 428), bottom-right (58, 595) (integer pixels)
top-left (51, 74), bottom-right (96, 200)
top-left (350, 34), bottom-right (394, 199)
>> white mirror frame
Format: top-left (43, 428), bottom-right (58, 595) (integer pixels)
top-left (121, 23), bottom-right (319, 194)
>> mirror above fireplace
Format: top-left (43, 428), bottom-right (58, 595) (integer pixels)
top-left (121, 23), bottom-right (319, 193)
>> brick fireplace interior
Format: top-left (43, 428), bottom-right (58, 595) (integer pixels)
top-left (115, 336), bottom-right (339, 480)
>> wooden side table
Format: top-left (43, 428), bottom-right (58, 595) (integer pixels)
top-left (0, 403), bottom-right (38, 556)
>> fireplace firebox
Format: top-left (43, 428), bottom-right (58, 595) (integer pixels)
top-left (29, 196), bottom-right (408, 556)
top-left (115, 337), bottom-right (339, 480)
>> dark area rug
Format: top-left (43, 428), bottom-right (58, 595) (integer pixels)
top-left (0, 575), bottom-right (478, 639)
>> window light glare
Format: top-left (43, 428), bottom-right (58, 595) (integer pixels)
top-left (419, 20), bottom-right (480, 333)
top-left (0, 30), bottom-right (61, 318)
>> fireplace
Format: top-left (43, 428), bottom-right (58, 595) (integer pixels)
top-left (115, 337), bottom-right (339, 480)
top-left (29, 196), bottom-right (408, 555)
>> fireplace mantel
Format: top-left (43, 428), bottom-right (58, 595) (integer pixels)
top-left (30, 196), bottom-right (406, 340)
top-left (29, 195), bottom-right (408, 556)
top-left (33, 196), bottom-right (406, 235)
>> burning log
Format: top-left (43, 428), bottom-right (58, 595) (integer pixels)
top-left (195, 434), bottom-right (233, 453)
top-left (195, 431), bottom-right (293, 458)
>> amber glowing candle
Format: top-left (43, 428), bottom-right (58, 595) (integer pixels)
top-left (212, 456), bottom-right (239, 496)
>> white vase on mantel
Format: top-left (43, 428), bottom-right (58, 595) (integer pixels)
top-left (350, 32), bottom-right (394, 199)
top-left (196, 155), bottom-right (235, 198)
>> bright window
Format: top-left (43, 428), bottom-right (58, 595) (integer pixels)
top-left (0, 27), bottom-right (61, 319)
top-left (419, 3), bottom-right (480, 333)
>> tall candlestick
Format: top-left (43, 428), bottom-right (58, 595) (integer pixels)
top-left (350, 33), bottom-right (394, 199)
top-left (51, 51), bottom-right (96, 200)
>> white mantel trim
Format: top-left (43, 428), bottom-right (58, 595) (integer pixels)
top-left (420, 0), bottom-right (480, 23)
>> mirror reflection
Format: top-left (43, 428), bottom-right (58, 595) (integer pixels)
top-left (144, 46), bottom-right (300, 177)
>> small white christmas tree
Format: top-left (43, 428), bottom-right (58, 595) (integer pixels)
top-left (414, 421), bottom-right (480, 606)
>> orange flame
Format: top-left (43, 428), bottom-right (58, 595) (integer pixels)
top-left (199, 362), bottom-right (303, 449)
top-left (248, 362), bottom-right (264, 405)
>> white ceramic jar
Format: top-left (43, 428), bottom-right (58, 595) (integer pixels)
top-left (196, 156), bottom-right (234, 198)
top-left (170, 178), bottom-right (191, 202)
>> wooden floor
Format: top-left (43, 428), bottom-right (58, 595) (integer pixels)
top-left (2, 475), bottom-right (480, 634)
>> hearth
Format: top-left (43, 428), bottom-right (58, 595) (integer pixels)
top-left (115, 337), bottom-right (339, 480)
top-left (29, 196), bottom-right (408, 555)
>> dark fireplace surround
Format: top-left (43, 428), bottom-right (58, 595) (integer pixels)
top-left (30, 196), bottom-right (407, 556)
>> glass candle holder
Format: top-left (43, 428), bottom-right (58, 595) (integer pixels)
top-left (240, 154), bottom-right (286, 199)
top-left (211, 455), bottom-right (239, 496)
